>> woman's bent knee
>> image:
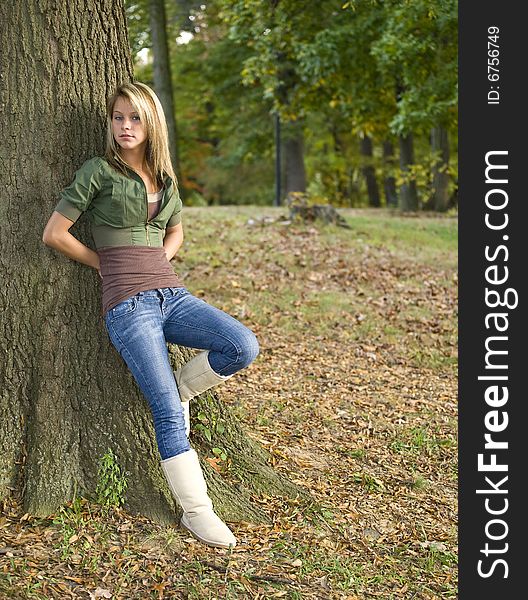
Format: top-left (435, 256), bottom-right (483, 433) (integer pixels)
top-left (238, 329), bottom-right (259, 368)
top-left (209, 324), bottom-right (259, 376)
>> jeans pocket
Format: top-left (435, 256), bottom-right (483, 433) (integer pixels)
top-left (171, 287), bottom-right (188, 296)
top-left (109, 296), bottom-right (138, 320)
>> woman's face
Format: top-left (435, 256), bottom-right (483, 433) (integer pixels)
top-left (111, 96), bottom-right (148, 153)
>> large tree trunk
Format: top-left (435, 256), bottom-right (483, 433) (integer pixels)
top-left (149, 0), bottom-right (185, 198)
top-left (0, 0), bottom-right (301, 526)
top-left (430, 126), bottom-right (450, 212)
top-left (359, 134), bottom-right (381, 207)
top-left (273, 45), bottom-right (306, 198)
top-left (398, 133), bottom-right (419, 211)
top-left (382, 140), bottom-right (398, 207)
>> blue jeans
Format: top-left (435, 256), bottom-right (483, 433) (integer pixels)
top-left (104, 287), bottom-right (259, 460)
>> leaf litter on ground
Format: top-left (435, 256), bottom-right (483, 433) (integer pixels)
top-left (1, 207), bottom-right (457, 599)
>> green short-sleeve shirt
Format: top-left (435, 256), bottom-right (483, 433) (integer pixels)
top-left (55, 156), bottom-right (182, 248)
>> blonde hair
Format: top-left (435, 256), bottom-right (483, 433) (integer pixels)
top-left (104, 81), bottom-right (176, 185)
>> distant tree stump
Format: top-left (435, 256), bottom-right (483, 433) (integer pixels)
top-left (286, 192), bottom-right (350, 228)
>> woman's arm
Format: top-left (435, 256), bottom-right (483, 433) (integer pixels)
top-left (42, 211), bottom-right (101, 276)
top-left (163, 222), bottom-right (184, 261)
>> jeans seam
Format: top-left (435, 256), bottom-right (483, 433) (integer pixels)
top-left (164, 319), bottom-right (243, 372)
top-left (107, 319), bottom-right (177, 458)
top-left (107, 297), bottom-right (138, 322)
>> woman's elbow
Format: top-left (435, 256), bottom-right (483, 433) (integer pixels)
top-left (42, 222), bottom-right (58, 246)
top-left (42, 212), bottom-right (71, 247)
top-left (42, 226), bottom-right (53, 246)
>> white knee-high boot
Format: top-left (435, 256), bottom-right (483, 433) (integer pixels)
top-left (161, 448), bottom-right (237, 548)
top-left (175, 351), bottom-right (233, 436)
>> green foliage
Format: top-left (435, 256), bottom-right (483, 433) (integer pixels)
top-left (212, 447), bottom-right (228, 461)
top-left (124, 0), bottom-right (458, 209)
top-left (125, 0), bottom-right (149, 58)
top-left (195, 411), bottom-right (229, 463)
top-left (95, 449), bottom-right (128, 510)
top-left (52, 497), bottom-right (88, 560)
top-left (192, 411), bottom-right (229, 464)
top-left (370, 0), bottom-right (458, 134)
top-left (194, 410), bottom-right (227, 446)
top-left (183, 191), bottom-right (209, 207)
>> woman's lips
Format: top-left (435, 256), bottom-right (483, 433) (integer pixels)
top-left (120, 135), bottom-right (134, 139)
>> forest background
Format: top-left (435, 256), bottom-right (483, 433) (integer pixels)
top-left (126, 0), bottom-right (458, 212)
top-left (0, 1), bottom-right (458, 598)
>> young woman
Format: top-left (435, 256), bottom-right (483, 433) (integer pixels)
top-left (42, 81), bottom-right (259, 549)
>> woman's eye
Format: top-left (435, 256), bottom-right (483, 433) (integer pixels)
top-left (113, 115), bottom-right (140, 121)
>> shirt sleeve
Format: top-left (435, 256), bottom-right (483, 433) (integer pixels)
top-left (166, 184), bottom-right (183, 228)
top-left (54, 157), bottom-right (103, 222)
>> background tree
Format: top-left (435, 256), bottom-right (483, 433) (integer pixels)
top-left (359, 134), bottom-right (381, 207)
top-left (0, 0), bottom-right (301, 524)
top-left (149, 0), bottom-right (184, 191)
top-left (217, 0), bottom-right (317, 200)
top-left (370, 0), bottom-right (458, 210)
top-left (123, 0), bottom-right (457, 210)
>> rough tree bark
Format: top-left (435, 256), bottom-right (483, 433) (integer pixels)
top-left (0, 0), bottom-right (303, 526)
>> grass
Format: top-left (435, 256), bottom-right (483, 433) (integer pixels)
top-left (181, 206), bottom-right (457, 371)
top-left (1, 206), bottom-right (457, 599)
top-left (390, 426), bottom-right (457, 457)
top-left (325, 211), bottom-right (457, 265)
